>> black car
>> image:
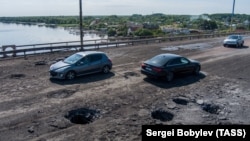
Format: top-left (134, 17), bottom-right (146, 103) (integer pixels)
top-left (141, 53), bottom-right (201, 81)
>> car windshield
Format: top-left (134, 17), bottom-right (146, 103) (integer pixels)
top-left (228, 35), bottom-right (238, 39)
top-left (63, 54), bottom-right (83, 64)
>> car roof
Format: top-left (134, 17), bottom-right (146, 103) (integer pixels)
top-left (76, 51), bottom-right (105, 56)
top-left (145, 53), bottom-right (182, 67)
top-left (157, 53), bottom-right (182, 60)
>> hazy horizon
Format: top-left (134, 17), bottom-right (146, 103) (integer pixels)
top-left (0, 0), bottom-right (249, 17)
top-left (1, 13), bottom-right (248, 18)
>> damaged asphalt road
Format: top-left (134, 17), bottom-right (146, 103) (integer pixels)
top-left (0, 37), bottom-right (250, 141)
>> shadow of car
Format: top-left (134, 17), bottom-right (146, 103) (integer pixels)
top-left (50, 72), bottom-right (115, 85)
top-left (141, 53), bottom-right (201, 82)
top-left (224, 45), bottom-right (249, 49)
top-left (143, 71), bottom-right (206, 89)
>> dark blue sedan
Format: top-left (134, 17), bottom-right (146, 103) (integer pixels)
top-left (141, 53), bottom-right (201, 81)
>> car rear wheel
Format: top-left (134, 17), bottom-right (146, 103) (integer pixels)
top-left (66, 71), bottom-right (76, 80)
top-left (166, 72), bottom-right (174, 82)
top-left (102, 65), bottom-right (110, 74)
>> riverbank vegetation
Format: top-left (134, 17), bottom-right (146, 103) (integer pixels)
top-left (1, 13), bottom-right (250, 37)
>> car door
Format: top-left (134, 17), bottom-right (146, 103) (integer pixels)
top-left (179, 57), bottom-right (195, 73)
top-left (239, 36), bottom-right (244, 45)
top-left (74, 57), bottom-right (91, 75)
top-left (166, 57), bottom-right (193, 74)
top-left (166, 58), bottom-right (183, 73)
top-left (87, 54), bottom-right (103, 73)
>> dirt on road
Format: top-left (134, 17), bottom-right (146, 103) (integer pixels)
top-left (0, 36), bottom-right (250, 141)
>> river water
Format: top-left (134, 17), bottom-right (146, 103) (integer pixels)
top-left (0, 22), bottom-right (107, 47)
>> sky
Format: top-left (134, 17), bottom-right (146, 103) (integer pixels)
top-left (0, 0), bottom-right (250, 17)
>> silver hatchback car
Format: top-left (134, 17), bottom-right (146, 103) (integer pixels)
top-left (49, 51), bottom-right (112, 80)
top-left (223, 34), bottom-right (244, 47)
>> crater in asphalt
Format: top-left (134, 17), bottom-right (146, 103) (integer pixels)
top-left (34, 61), bottom-right (47, 66)
top-left (10, 74), bottom-right (25, 79)
top-left (124, 72), bottom-right (140, 79)
top-left (161, 43), bottom-right (213, 51)
top-left (201, 103), bottom-right (220, 114)
top-left (65, 108), bottom-right (101, 124)
top-left (173, 98), bottom-right (189, 105)
top-left (47, 89), bottom-right (76, 99)
top-left (151, 109), bottom-right (174, 122)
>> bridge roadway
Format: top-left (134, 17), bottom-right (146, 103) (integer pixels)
top-left (0, 36), bottom-right (250, 140)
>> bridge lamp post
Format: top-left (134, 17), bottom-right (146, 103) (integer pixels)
top-left (231, 0), bottom-right (236, 32)
top-left (79, 0), bottom-right (84, 51)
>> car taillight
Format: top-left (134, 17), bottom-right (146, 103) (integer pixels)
top-left (153, 67), bottom-right (163, 72)
top-left (141, 63), bottom-right (146, 67)
top-left (108, 59), bottom-right (112, 63)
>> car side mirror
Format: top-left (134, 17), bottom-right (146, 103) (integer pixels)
top-left (77, 61), bottom-right (86, 66)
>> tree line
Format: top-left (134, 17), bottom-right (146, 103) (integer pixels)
top-left (1, 13), bottom-right (249, 37)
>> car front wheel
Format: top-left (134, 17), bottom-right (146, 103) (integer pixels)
top-left (194, 66), bottom-right (200, 75)
top-left (236, 43), bottom-right (240, 48)
top-left (66, 71), bottom-right (76, 80)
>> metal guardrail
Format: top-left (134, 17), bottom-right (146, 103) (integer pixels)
top-left (1, 32), bottom-right (250, 59)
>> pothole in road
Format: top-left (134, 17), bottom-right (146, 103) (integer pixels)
top-left (201, 103), bottom-right (220, 114)
top-left (161, 43), bottom-right (213, 51)
top-left (47, 89), bottom-right (76, 99)
top-left (65, 108), bottom-right (101, 124)
top-left (151, 109), bottom-right (174, 122)
top-left (34, 61), bottom-right (47, 66)
top-left (10, 74), bottom-right (26, 79)
top-left (173, 98), bottom-right (189, 105)
top-left (124, 72), bottom-right (140, 79)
